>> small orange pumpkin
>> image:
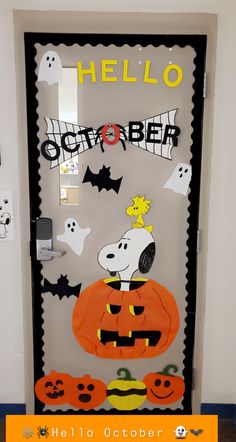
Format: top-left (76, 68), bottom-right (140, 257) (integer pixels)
top-left (35, 370), bottom-right (73, 405)
top-left (143, 364), bottom-right (185, 405)
top-left (69, 374), bottom-right (106, 409)
top-left (72, 279), bottom-right (179, 359)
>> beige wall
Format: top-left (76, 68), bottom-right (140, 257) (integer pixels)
top-left (0, 0), bottom-right (235, 408)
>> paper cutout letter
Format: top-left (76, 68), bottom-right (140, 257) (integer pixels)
top-left (57, 218), bottom-right (91, 256)
top-left (43, 275), bottom-right (81, 299)
top-left (163, 163), bottom-right (192, 196)
top-left (126, 195), bottom-right (153, 232)
top-left (82, 165), bottom-right (123, 193)
top-left (0, 190), bottom-right (14, 241)
top-left (38, 51), bottom-right (62, 85)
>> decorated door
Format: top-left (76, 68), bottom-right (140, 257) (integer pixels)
top-left (25, 33), bottom-right (206, 414)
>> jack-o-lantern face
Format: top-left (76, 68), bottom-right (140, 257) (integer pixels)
top-left (72, 279), bottom-right (179, 359)
top-left (69, 374), bottom-right (106, 409)
top-left (35, 371), bottom-right (73, 405)
top-left (143, 365), bottom-right (185, 405)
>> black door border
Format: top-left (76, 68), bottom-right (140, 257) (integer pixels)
top-left (24, 32), bottom-right (206, 415)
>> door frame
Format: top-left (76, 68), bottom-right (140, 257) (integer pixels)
top-left (24, 31), bottom-right (206, 415)
top-left (12, 11), bottom-right (217, 417)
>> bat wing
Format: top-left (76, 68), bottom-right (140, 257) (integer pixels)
top-left (124, 109), bottom-right (178, 160)
top-left (82, 166), bottom-right (100, 188)
top-left (105, 176), bottom-right (123, 193)
top-left (43, 278), bottom-right (58, 295)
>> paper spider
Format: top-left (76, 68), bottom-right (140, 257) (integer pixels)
top-left (95, 123), bottom-right (127, 152)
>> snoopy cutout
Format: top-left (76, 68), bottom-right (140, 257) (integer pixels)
top-left (174, 426), bottom-right (188, 439)
top-left (38, 51), bottom-right (62, 85)
top-left (0, 212), bottom-right (11, 238)
top-left (98, 227), bottom-right (155, 291)
top-left (164, 163), bottom-right (192, 196)
top-left (0, 191), bottom-right (13, 240)
top-left (57, 218), bottom-right (91, 256)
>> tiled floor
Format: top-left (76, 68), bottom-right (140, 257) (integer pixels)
top-left (1, 417), bottom-right (236, 441)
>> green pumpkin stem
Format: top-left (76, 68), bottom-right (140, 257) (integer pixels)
top-left (160, 365), bottom-right (178, 376)
top-left (117, 368), bottom-right (135, 381)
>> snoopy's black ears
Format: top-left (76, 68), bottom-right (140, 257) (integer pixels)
top-left (139, 242), bottom-right (156, 274)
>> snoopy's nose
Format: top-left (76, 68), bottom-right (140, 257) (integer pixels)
top-left (106, 253), bottom-right (115, 259)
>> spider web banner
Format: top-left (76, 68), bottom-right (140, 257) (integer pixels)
top-left (44, 118), bottom-right (97, 169)
top-left (43, 109), bottom-right (178, 168)
top-left (124, 109), bottom-right (178, 160)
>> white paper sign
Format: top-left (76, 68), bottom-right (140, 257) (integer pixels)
top-left (0, 190), bottom-right (14, 241)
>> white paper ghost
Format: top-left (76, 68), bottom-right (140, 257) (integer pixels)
top-left (38, 51), bottom-right (62, 85)
top-left (57, 218), bottom-right (91, 256)
top-left (163, 163), bottom-right (192, 196)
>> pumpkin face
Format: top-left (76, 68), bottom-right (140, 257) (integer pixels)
top-left (72, 279), bottom-right (179, 359)
top-left (35, 370), bottom-right (73, 405)
top-left (69, 374), bottom-right (106, 409)
top-left (143, 365), bottom-right (185, 405)
top-left (107, 368), bottom-right (147, 410)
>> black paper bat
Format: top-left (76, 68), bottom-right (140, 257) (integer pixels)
top-left (42, 275), bottom-right (81, 299)
top-left (190, 429), bottom-right (204, 436)
top-left (82, 165), bottom-right (123, 193)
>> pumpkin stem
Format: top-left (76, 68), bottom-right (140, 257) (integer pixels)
top-left (117, 368), bottom-right (135, 381)
top-left (161, 365), bottom-right (178, 376)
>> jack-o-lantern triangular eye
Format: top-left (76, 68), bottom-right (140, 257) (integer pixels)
top-left (129, 306), bottom-right (144, 316)
top-left (106, 304), bottom-right (121, 314)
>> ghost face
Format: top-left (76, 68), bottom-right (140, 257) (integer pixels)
top-left (174, 426), bottom-right (188, 439)
top-left (38, 51), bottom-right (62, 86)
top-left (164, 163), bottom-right (192, 196)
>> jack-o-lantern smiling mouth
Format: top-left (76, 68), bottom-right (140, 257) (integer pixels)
top-left (46, 390), bottom-right (64, 399)
top-left (150, 389), bottom-right (174, 399)
top-left (97, 329), bottom-right (161, 347)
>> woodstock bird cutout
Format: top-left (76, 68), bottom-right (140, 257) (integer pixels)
top-left (126, 195), bottom-right (153, 233)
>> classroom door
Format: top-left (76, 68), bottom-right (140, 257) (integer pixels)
top-left (25, 33), bottom-right (206, 414)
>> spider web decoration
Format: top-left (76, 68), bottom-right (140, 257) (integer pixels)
top-left (44, 109), bottom-right (178, 168)
top-left (44, 118), bottom-right (97, 168)
top-left (124, 109), bottom-right (178, 159)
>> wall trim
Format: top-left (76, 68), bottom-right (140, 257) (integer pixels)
top-left (201, 403), bottom-right (236, 419)
top-left (0, 403), bottom-right (235, 419)
top-left (0, 404), bottom-right (26, 418)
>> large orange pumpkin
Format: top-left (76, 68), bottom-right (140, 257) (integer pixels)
top-left (69, 374), bottom-right (106, 409)
top-left (72, 278), bottom-right (179, 359)
top-left (35, 370), bottom-right (74, 405)
top-left (143, 364), bottom-right (185, 405)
